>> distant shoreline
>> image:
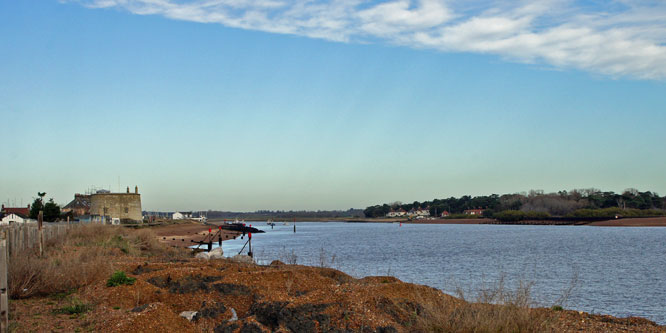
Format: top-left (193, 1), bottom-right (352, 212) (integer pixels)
top-left (208, 216), bottom-right (666, 227)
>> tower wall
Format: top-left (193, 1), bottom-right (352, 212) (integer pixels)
top-left (90, 193), bottom-right (142, 221)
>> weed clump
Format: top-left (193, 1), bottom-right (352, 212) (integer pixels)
top-left (54, 303), bottom-right (91, 315)
top-left (106, 271), bottom-right (136, 287)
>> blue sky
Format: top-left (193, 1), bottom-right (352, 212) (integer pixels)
top-left (1, 0), bottom-right (665, 211)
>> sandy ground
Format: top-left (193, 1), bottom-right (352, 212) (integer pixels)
top-left (151, 223), bottom-right (241, 248)
top-left (587, 217), bottom-right (666, 227)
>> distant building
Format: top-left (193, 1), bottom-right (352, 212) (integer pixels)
top-left (172, 211), bottom-right (192, 220)
top-left (1, 213), bottom-right (28, 225)
top-left (440, 211), bottom-right (450, 218)
top-left (463, 209), bottom-right (485, 216)
top-left (386, 208), bottom-right (407, 217)
top-left (62, 194), bottom-right (91, 217)
top-left (409, 207), bottom-right (430, 217)
top-left (1, 204), bottom-right (30, 217)
top-left (89, 186), bottom-right (142, 223)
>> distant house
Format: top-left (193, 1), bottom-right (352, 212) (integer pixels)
top-left (1, 204), bottom-right (30, 217)
top-left (62, 194), bottom-right (91, 217)
top-left (440, 211), bottom-right (450, 218)
top-left (172, 211), bottom-right (192, 220)
top-left (463, 209), bottom-right (485, 216)
top-left (416, 207), bottom-right (431, 217)
top-left (1, 213), bottom-right (27, 225)
top-left (386, 208), bottom-right (407, 217)
top-left (408, 207), bottom-right (430, 217)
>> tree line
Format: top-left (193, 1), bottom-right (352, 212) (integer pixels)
top-left (363, 188), bottom-right (666, 219)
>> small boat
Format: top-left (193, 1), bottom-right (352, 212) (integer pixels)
top-left (218, 223), bottom-right (265, 233)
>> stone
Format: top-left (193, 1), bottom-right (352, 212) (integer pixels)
top-left (195, 251), bottom-right (210, 260)
top-left (230, 254), bottom-right (254, 264)
top-left (179, 311), bottom-right (199, 321)
top-left (209, 247), bottom-right (224, 259)
top-left (269, 260), bottom-right (284, 266)
top-left (195, 248), bottom-right (223, 260)
top-left (131, 304), bottom-right (149, 313)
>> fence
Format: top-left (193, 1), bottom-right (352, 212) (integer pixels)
top-left (1, 229), bottom-right (8, 333)
top-left (1, 223), bottom-right (72, 257)
top-left (0, 222), bottom-right (75, 332)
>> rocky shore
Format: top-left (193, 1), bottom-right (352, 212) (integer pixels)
top-left (152, 222), bottom-right (241, 248)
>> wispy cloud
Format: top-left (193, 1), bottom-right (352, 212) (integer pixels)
top-left (68, 0), bottom-right (666, 79)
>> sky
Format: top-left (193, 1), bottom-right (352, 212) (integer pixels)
top-left (1, 0), bottom-right (665, 211)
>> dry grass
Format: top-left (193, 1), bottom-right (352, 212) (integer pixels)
top-left (8, 246), bottom-right (112, 299)
top-left (412, 278), bottom-right (553, 332)
top-left (8, 224), bottom-right (187, 298)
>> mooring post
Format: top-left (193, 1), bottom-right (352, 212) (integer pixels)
top-left (218, 226), bottom-right (222, 248)
top-left (248, 232), bottom-right (252, 258)
top-left (207, 240), bottom-right (212, 252)
top-left (1, 229), bottom-right (9, 333)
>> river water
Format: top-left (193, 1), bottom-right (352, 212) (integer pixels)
top-left (219, 222), bottom-right (666, 324)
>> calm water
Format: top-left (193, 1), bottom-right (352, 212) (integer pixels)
top-left (219, 222), bottom-right (666, 324)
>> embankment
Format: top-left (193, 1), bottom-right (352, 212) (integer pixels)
top-left (6, 225), bottom-right (665, 332)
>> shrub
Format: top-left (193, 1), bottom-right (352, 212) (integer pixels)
top-left (106, 271), bottom-right (136, 287)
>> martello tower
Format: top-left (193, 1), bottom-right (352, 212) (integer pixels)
top-left (89, 186), bottom-right (142, 222)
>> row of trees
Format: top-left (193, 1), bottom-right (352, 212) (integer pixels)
top-left (364, 189), bottom-right (666, 218)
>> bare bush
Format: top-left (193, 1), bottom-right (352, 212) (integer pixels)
top-left (521, 194), bottom-right (586, 216)
top-left (317, 247), bottom-right (337, 268)
top-left (278, 246), bottom-right (298, 265)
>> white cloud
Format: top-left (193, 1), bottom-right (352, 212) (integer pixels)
top-left (357, 0), bottom-right (454, 36)
top-left (68, 0), bottom-right (666, 79)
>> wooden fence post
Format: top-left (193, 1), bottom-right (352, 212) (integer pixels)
top-left (1, 229), bottom-right (9, 333)
top-left (38, 211), bottom-right (44, 257)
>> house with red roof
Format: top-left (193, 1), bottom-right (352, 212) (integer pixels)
top-left (1, 204), bottom-right (30, 217)
top-left (463, 208), bottom-right (485, 216)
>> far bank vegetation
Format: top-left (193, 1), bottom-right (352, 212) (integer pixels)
top-left (364, 188), bottom-right (666, 222)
